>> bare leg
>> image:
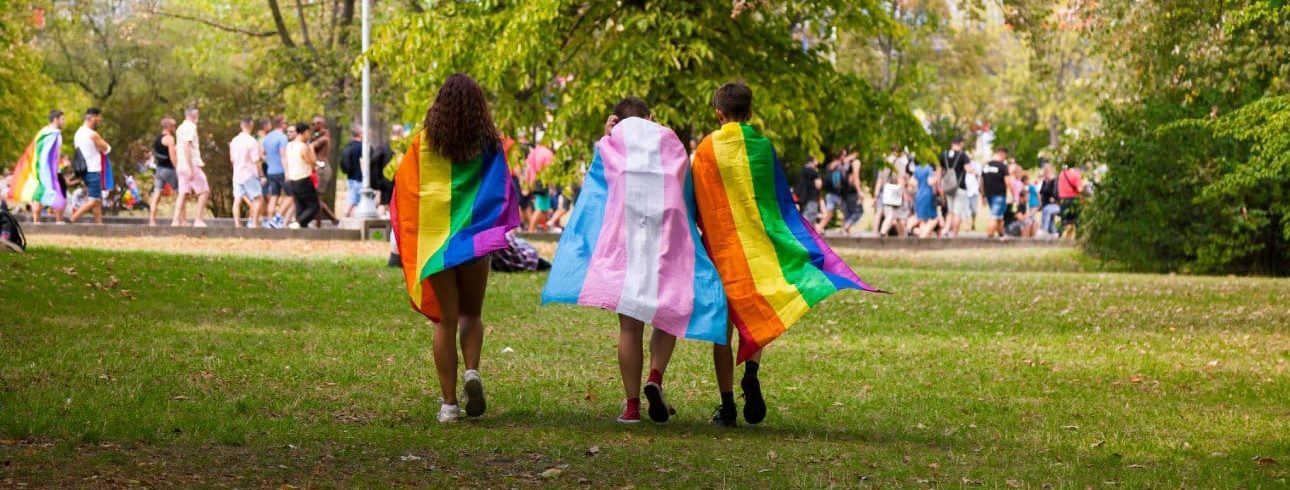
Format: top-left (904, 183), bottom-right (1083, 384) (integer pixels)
top-left (193, 192), bottom-right (210, 226)
top-left (232, 194), bottom-right (243, 227)
top-left (618, 315), bottom-right (645, 400)
top-left (250, 197), bottom-right (263, 225)
top-left (714, 323), bottom-right (735, 395)
top-left (172, 190), bottom-right (188, 226)
top-left (454, 259), bottom-right (490, 371)
top-left (31, 203), bottom-right (41, 223)
top-left (148, 189), bottom-right (163, 225)
top-left (648, 327), bottom-right (677, 377)
top-left (71, 200), bottom-right (100, 223)
top-left (428, 267), bottom-right (461, 404)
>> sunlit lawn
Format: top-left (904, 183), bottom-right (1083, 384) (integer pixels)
top-left (1, 243), bottom-right (1287, 487)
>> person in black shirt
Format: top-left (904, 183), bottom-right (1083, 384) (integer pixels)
top-left (981, 147), bottom-right (1013, 238)
top-left (147, 117), bottom-right (179, 226)
top-left (939, 136), bottom-right (972, 236)
top-left (796, 155), bottom-right (823, 230)
top-left (1038, 164), bottom-right (1061, 236)
top-left (340, 124), bottom-right (366, 217)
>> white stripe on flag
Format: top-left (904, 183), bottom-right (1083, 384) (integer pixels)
top-left (617, 117), bottom-right (664, 324)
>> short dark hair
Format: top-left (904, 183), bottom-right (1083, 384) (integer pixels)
top-left (612, 96), bottom-right (650, 120)
top-left (240, 117), bottom-right (253, 127)
top-left (85, 107), bottom-right (102, 116)
top-left (272, 115), bottom-right (285, 127)
top-left (712, 81), bottom-right (753, 121)
top-left (995, 146), bottom-right (1010, 157)
top-left (48, 109), bottom-right (64, 122)
top-left (951, 136), bottom-right (965, 145)
top-left (293, 122), bottom-right (309, 135)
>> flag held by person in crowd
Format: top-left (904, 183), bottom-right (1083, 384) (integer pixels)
top-left (542, 117), bottom-right (728, 344)
top-left (9, 127), bottom-right (65, 210)
top-left (391, 131), bottom-right (520, 322)
top-left (691, 122), bottom-right (883, 362)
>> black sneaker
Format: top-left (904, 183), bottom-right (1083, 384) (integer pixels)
top-left (643, 382), bottom-right (675, 423)
top-left (741, 374), bottom-right (766, 425)
top-left (710, 405), bottom-right (737, 428)
top-left (388, 253), bottom-right (402, 268)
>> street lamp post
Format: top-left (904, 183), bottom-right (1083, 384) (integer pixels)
top-left (352, 0), bottom-right (379, 219)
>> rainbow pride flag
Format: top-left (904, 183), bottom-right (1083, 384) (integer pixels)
top-left (691, 122), bottom-right (882, 362)
top-left (542, 117), bottom-right (728, 343)
top-left (8, 127), bottom-right (65, 209)
top-left (391, 132), bottom-right (520, 321)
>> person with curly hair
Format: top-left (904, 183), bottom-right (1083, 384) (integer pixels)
top-left (391, 73), bottom-right (521, 424)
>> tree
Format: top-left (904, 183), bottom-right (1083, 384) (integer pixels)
top-left (371, 0), bottom-right (924, 179)
top-left (0, 0), bottom-right (56, 168)
top-left (1080, 0), bottom-right (1290, 274)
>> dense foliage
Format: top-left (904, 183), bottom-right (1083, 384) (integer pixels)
top-left (1081, 1), bottom-right (1289, 274)
top-left (0, 1), bottom-right (55, 166)
top-left (371, 1), bottom-right (933, 181)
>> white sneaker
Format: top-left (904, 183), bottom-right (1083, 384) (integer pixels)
top-left (462, 370), bottom-right (486, 418)
top-left (287, 221), bottom-right (301, 229)
top-left (437, 403), bottom-right (461, 424)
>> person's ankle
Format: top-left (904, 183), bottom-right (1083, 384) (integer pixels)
top-left (647, 369), bottom-right (663, 386)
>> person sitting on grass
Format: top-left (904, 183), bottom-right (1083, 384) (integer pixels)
top-left (689, 81), bottom-right (883, 427)
top-left (544, 97), bottom-right (727, 424)
top-left (391, 73), bottom-right (520, 424)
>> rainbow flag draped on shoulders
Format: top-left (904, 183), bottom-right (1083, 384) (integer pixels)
top-left (691, 122), bottom-right (883, 362)
top-left (391, 132), bottom-right (520, 321)
top-left (542, 117), bottom-right (728, 344)
top-left (8, 127), bottom-right (65, 209)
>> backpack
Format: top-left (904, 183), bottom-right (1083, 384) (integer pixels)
top-left (0, 202), bottom-right (26, 253)
top-left (939, 151), bottom-right (960, 196)
top-left (72, 148), bottom-right (89, 178)
top-left (827, 162), bottom-right (849, 193)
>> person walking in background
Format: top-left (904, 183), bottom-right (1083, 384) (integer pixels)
top-left (878, 174), bottom-right (911, 237)
top-left (873, 145), bottom-right (906, 234)
top-left (147, 118), bottom-right (179, 226)
top-left (260, 116), bottom-right (290, 228)
top-left (939, 136), bottom-right (971, 237)
top-left (309, 115), bottom-right (339, 227)
top-left (1039, 164), bottom-right (1061, 236)
top-left (285, 122), bottom-right (320, 229)
top-left (911, 155), bottom-right (939, 238)
top-left (981, 148), bottom-right (1013, 239)
top-left (963, 159), bottom-right (981, 232)
top-left (172, 107), bottom-right (211, 227)
top-left (341, 123), bottom-right (366, 218)
top-left (8, 110), bottom-right (67, 223)
top-left (229, 118), bottom-right (265, 228)
top-left (392, 74), bottom-right (520, 424)
top-left (796, 155), bottom-right (824, 232)
top-left (524, 140), bottom-right (555, 232)
top-left (1057, 163), bottom-right (1085, 238)
top-left (69, 108), bottom-right (110, 224)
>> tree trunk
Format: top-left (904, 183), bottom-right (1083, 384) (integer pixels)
top-left (1048, 112), bottom-right (1061, 149)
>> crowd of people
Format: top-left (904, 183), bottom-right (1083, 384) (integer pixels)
top-left (796, 137), bottom-right (1091, 240)
top-left (4, 107), bottom-right (400, 229)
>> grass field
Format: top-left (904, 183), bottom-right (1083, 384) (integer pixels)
top-left (1, 239), bottom-right (1287, 488)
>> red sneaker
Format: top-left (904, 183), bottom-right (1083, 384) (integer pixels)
top-left (617, 398), bottom-right (641, 424)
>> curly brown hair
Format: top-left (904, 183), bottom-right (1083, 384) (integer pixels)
top-left (422, 73), bottom-right (500, 162)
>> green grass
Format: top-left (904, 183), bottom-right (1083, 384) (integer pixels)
top-left (1, 246), bottom-right (1287, 488)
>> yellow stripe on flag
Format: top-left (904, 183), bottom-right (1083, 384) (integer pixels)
top-left (415, 134), bottom-right (454, 286)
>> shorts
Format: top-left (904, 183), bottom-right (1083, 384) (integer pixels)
top-left (233, 176), bottom-right (263, 200)
top-left (949, 192), bottom-right (972, 218)
top-left (84, 171), bottom-right (103, 199)
top-left (265, 174), bottom-right (286, 196)
top-left (154, 167), bottom-right (178, 193)
top-left (347, 179), bottom-right (363, 206)
top-left (533, 193), bottom-right (552, 212)
top-left (968, 195), bottom-right (980, 217)
top-left (178, 166), bottom-right (210, 194)
top-left (800, 199), bottom-right (821, 222)
top-left (885, 204), bottom-right (907, 221)
top-left (824, 193), bottom-right (844, 213)
top-left (987, 194), bottom-right (1007, 219)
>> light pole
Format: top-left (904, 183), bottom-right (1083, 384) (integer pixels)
top-left (352, 0), bottom-right (379, 219)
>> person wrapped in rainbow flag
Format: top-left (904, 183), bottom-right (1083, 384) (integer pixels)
top-left (691, 82), bottom-right (883, 427)
top-left (391, 73), bottom-right (521, 424)
top-left (7, 110), bottom-right (68, 223)
top-left (543, 97), bottom-right (728, 424)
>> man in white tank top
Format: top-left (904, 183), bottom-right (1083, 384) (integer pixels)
top-left (70, 107), bottom-right (110, 224)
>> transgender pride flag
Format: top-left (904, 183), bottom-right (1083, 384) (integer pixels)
top-left (542, 117), bottom-right (728, 344)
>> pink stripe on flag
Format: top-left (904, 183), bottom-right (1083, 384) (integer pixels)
top-left (646, 127), bottom-right (697, 336)
top-left (578, 135), bottom-right (628, 310)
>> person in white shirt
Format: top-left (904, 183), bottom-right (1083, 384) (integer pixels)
top-left (963, 161), bottom-right (981, 232)
top-left (70, 107), bottom-right (110, 224)
top-left (172, 106), bottom-right (211, 227)
top-left (229, 118), bottom-right (266, 228)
